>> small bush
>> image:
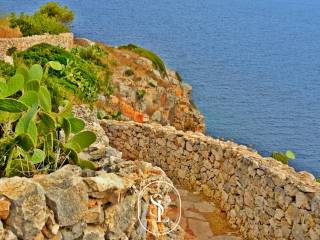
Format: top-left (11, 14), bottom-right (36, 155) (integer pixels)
top-left (38, 2), bottom-right (74, 25)
top-left (175, 71), bottom-right (183, 82)
top-left (6, 47), bottom-right (17, 56)
top-left (124, 69), bottom-right (134, 77)
top-left (0, 60), bottom-right (15, 78)
top-left (271, 150), bottom-right (295, 164)
top-left (9, 2), bottom-right (73, 36)
top-left (119, 44), bottom-right (167, 77)
top-left (71, 44), bottom-right (107, 66)
top-left (136, 89), bottom-right (145, 100)
top-left (97, 110), bottom-right (121, 120)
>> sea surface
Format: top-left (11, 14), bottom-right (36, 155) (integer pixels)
top-left (1, 0), bottom-right (320, 177)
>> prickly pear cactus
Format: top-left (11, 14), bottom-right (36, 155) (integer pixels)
top-left (0, 62), bottom-right (97, 177)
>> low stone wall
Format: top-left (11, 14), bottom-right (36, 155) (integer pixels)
top-left (0, 105), bottom-right (185, 240)
top-left (0, 33), bottom-right (73, 59)
top-left (0, 160), bottom-right (182, 240)
top-left (102, 120), bottom-right (320, 240)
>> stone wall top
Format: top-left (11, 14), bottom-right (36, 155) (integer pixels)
top-left (103, 119), bottom-right (320, 192)
top-left (0, 33), bottom-right (74, 60)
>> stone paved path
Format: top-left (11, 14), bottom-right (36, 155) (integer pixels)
top-left (177, 188), bottom-right (241, 240)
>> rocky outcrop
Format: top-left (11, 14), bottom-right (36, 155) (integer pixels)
top-left (0, 160), bottom-right (184, 240)
top-left (0, 178), bottom-right (47, 239)
top-left (0, 105), bottom-right (185, 240)
top-left (95, 44), bottom-right (205, 133)
top-left (102, 120), bottom-right (320, 240)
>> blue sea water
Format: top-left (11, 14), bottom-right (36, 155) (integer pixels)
top-left (1, 0), bottom-right (320, 177)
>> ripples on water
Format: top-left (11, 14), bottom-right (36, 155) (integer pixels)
top-left (1, 0), bottom-right (320, 177)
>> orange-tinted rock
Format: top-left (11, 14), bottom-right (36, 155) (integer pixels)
top-left (175, 86), bottom-right (183, 97)
top-left (87, 199), bottom-right (103, 209)
top-left (160, 93), bottom-right (167, 106)
top-left (133, 112), bottom-right (145, 123)
top-left (0, 198), bottom-right (11, 220)
top-left (119, 101), bottom-right (135, 119)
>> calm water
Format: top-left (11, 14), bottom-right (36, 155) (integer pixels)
top-left (1, 0), bottom-right (320, 177)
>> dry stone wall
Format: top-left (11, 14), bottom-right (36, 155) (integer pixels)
top-left (0, 33), bottom-right (73, 60)
top-left (0, 105), bottom-right (185, 240)
top-left (0, 161), bottom-right (184, 240)
top-left (102, 120), bottom-right (320, 240)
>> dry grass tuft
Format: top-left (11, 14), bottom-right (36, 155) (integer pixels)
top-left (0, 16), bottom-right (22, 38)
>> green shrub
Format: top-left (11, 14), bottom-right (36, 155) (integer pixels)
top-left (0, 63), bottom-right (97, 177)
top-left (9, 12), bottom-right (69, 36)
top-left (271, 150), bottom-right (295, 164)
top-left (0, 60), bottom-right (15, 79)
top-left (71, 44), bottom-right (107, 66)
top-left (97, 110), bottom-right (121, 120)
top-left (6, 47), bottom-right (17, 56)
top-left (38, 2), bottom-right (74, 26)
top-left (136, 89), bottom-right (145, 100)
top-left (175, 71), bottom-right (183, 82)
top-left (124, 69), bottom-right (134, 77)
top-left (118, 44), bottom-right (167, 77)
top-left (9, 2), bottom-right (73, 36)
top-left (15, 43), bottom-right (108, 102)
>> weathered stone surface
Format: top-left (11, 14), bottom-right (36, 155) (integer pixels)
top-left (194, 201), bottom-right (215, 213)
top-left (0, 197), bottom-right (10, 220)
top-left (0, 177), bottom-right (47, 240)
top-left (285, 204), bottom-right (299, 225)
top-left (34, 166), bottom-right (88, 227)
top-left (83, 172), bottom-right (125, 192)
top-left (184, 210), bottom-right (206, 220)
top-left (295, 191), bottom-right (310, 209)
top-left (188, 219), bottom-right (213, 239)
top-left (0, 146), bottom-right (182, 240)
top-left (60, 222), bottom-right (85, 240)
top-left (83, 226), bottom-right (104, 240)
top-left (104, 195), bottom-right (137, 235)
top-left (103, 120), bottom-right (320, 240)
top-left (42, 209), bottom-right (59, 238)
top-left (84, 204), bottom-right (104, 224)
top-left (0, 229), bottom-right (17, 240)
top-left (211, 236), bottom-right (241, 240)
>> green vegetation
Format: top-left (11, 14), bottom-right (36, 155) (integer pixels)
top-left (119, 44), bottom-right (167, 77)
top-left (97, 110), bottom-right (121, 120)
top-left (9, 2), bottom-right (74, 36)
top-left (6, 46), bottom-right (17, 56)
top-left (271, 150), bottom-right (295, 164)
top-left (175, 71), bottom-right (183, 82)
top-left (38, 2), bottom-right (74, 26)
top-left (136, 89), bottom-right (145, 100)
top-left (71, 44), bottom-right (107, 66)
top-left (15, 43), bottom-right (112, 102)
top-left (124, 69), bottom-right (134, 77)
top-left (189, 99), bottom-right (198, 110)
top-left (0, 63), bottom-right (97, 177)
top-left (0, 60), bottom-right (15, 79)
